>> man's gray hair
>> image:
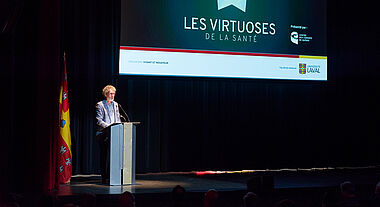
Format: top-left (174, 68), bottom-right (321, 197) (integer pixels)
top-left (102, 85), bottom-right (116, 96)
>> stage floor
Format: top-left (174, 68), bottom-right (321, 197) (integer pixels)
top-left (58, 167), bottom-right (380, 196)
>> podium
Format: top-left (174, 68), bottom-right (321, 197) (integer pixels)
top-left (105, 122), bottom-right (140, 185)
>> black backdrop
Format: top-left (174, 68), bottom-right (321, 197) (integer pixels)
top-left (3, 0), bottom-right (379, 193)
top-left (62, 0), bottom-right (380, 174)
top-left (1, 0), bottom-right (61, 191)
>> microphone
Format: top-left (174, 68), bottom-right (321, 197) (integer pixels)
top-left (120, 115), bottom-right (127, 122)
top-left (118, 103), bottom-right (131, 122)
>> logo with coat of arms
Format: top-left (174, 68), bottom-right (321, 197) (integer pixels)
top-left (299, 63), bottom-right (306, 74)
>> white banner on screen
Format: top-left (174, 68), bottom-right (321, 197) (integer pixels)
top-left (119, 49), bottom-right (327, 81)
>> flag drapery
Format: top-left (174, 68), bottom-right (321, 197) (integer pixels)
top-left (57, 57), bottom-right (72, 184)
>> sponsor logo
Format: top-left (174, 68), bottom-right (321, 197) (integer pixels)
top-left (291, 31), bottom-right (298, 45)
top-left (290, 25), bottom-right (312, 45)
top-left (299, 63), bottom-right (321, 75)
top-left (217, 0), bottom-right (247, 12)
top-left (307, 65), bottom-right (320, 73)
top-left (299, 63), bottom-right (306, 74)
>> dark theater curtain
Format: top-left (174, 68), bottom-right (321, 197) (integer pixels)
top-left (1, 0), bottom-right (61, 191)
top-left (62, 0), bottom-right (120, 174)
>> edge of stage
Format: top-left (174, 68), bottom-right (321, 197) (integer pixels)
top-left (58, 166), bottom-right (380, 196)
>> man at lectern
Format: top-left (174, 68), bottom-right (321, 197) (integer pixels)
top-left (96, 85), bottom-right (121, 131)
top-left (95, 85), bottom-right (122, 184)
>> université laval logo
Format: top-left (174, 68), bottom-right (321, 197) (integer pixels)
top-left (217, 0), bottom-right (247, 12)
top-left (299, 63), bottom-right (306, 74)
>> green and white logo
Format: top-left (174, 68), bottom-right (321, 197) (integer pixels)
top-left (217, 0), bottom-right (247, 12)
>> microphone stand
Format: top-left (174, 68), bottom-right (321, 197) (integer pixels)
top-left (118, 103), bottom-right (131, 122)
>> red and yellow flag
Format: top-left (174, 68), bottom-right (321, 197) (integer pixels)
top-left (57, 57), bottom-right (72, 184)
